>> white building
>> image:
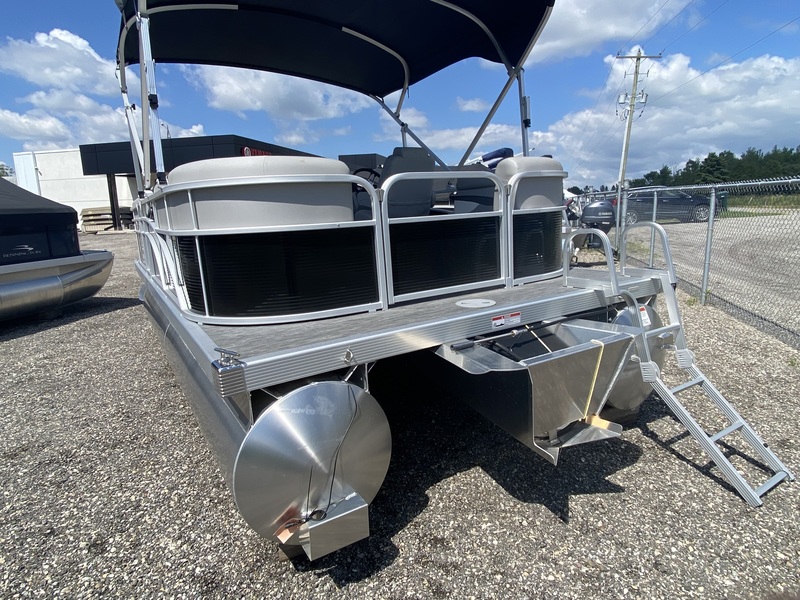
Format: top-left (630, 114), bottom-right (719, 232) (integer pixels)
top-left (13, 148), bottom-right (136, 226)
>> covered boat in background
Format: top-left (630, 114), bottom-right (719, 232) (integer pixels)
top-left (0, 178), bottom-right (113, 321)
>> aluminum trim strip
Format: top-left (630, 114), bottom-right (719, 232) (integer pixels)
top-left (237, 277), bottom-right (659, 390)
top-left (136, 262), bottom-right (247, 396)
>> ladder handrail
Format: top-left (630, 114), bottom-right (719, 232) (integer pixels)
top-left (618, 221), bottom-right (678, 288)
top-left (562, 228), bottom-right (620, 295)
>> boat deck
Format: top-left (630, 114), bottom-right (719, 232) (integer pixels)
top-left (185, 268), bottom-right (661, 391)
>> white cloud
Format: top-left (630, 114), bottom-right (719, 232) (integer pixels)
top-left (171, 123), bottom-right (205, 137)
top-left (184, 65), bottom-right (372, 120)
top-left (376, 106), bottom-right (430, 142)
top-left (375, 103), bottom-right (528, 163)
top-left (0, 108), bottom-right (71, 142)
top-left (539, 53), bottom-right (800, 187)
top-left (270, 121), bottom-right (320, 146)
top-left (0, 29), bottom-right (157, 155)
top-left (0, 89), bottom-right (132, 150)
top-left (529, 0), bottom-right (696, 63)
top-left (424, 124), bottom-right (523, 153)
top-left (456, 97), bottom-right (490, 112)
top-left (0, 29), bottom-right (120, 96)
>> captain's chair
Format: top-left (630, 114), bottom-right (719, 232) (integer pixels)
top-left (381, 147), bottom-right (436, 218)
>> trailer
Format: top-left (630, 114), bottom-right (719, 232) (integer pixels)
top-left (114, 0), bottom-right (792, 560)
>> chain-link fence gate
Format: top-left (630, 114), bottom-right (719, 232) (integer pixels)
top-left (576, 178), bottom-right (800, 349)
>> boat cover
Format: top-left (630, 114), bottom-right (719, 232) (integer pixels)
top-left (0, 178), bottom-right (79, 265)
top-left (0, 178), bottom-right (77, 228)
top-left (115, 0), bottom-right (554, 98)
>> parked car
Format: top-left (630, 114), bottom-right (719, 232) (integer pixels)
top-left (623, 187), bottom-right (726, 224)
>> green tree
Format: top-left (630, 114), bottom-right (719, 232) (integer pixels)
top-left (626, 144), bottom-right (799, 190)
top-left (567, 185), bottom-right (583, 196)
top-left (698, 152), bottom-right (729, 183)
top-left (674, 159), bottom-right (700, 185)
top-left (0, 163), bottom-right (14, 177)
top-left (641, 170), bottom-right (660, 186)
top-left (718, 150), bottom-right (738, 179)
top-left (628, 175), bottom-right (647, 188)
top-left (656, 165), bottom-right (673, 186)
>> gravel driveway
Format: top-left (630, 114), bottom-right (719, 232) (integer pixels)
top-left (1, 232), bottom-right (798, 599)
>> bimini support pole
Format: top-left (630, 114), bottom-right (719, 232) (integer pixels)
top-left (457, 71), bottom-right (519, 166)
top-left (122, 91), bottom-right (146, 197)
top-left (517, 68), bottom-right (532, 157)
top-left (117, 47), bottom-right (146, 197)
top-left (372, 96), bottom-right (449, 170)
top-left (456, 2), bottom-right (554, 165)
top-left (136, 10), bottom-right (167, 186)
top-left (116, 21), bottom-right (146, 198)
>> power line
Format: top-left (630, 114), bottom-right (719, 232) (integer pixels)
top-left (640, 0), bottom-right (698, 50)
top-left (618, 0), bottom-right (674, 54)
top-left (561, 61), bottom-right (617, 166)
top-left (568, 0), bottom-right (680, 172)
top-left (651, 15), bottom-right (800, 104)
top-left (563, 62), bottom-right (628, 167)
top-left (660, 0), bottom-right (732, 53)
top-left (569, 76), bottom-right (629, 171)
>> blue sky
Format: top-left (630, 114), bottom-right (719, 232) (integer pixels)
top-left (1, 1), bottom-right (798, 188)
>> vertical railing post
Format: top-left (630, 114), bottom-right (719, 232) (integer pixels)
top-left (648, 189), bottom-right (659, 267)
top-left (700, 187), bottom-right (717, 305)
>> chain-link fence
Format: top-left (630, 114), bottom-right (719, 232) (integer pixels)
top-left (576, 178), bottom-right (800, 349)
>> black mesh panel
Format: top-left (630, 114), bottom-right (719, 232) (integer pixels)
top-left (175, 236), bottom-right (205, 312)
top-left (513, 211), bottom-right (562, 278)
top-left (390, 217), bottom-right (500, 296)
top-left (195, 228), bottom-right (378, 317)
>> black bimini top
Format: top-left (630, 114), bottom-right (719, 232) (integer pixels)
top-left (115, 0), bottom-right (554, 98)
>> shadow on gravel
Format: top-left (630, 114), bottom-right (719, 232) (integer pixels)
top-left (632, 394), bottom-right (767, 499)
top-left (289, 352), bottom-right (644, 586)
top-left (0, 296), bottom-right (142, 341)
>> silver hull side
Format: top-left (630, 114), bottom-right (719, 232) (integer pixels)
top-left (0, 250), bottom-right (114, 321)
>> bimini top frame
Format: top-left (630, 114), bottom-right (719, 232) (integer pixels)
top-left (114, 0), bottom-right (555, 190)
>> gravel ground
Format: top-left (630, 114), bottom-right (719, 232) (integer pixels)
top-left (1, 232), bottom-right (798, 599)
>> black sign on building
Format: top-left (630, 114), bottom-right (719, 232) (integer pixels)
top-left (79, 135), bottom-right (315, 230)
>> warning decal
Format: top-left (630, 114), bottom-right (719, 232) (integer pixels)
top-left (491, 312), bottom-right (522, 328)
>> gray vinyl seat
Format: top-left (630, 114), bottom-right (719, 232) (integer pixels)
top-left (381, 147), bottom-right (436, 218)
top-left (494, 156), bottom-right (568, 210)
top-left (451, 164), bottom-right (497, 213)
top-left (165, 155), bottom-right (354, 228)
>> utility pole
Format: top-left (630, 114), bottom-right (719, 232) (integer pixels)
top-left (615, 50), bottom-right (660, 236)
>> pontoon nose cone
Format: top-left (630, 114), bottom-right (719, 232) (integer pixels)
top-left (232, 380), bottom-right (391, 559)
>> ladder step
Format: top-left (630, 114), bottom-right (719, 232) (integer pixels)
top-left (643, 323), bottom-right (681, 338)
top-left (755, 471), bottom-right (790, 498)
top-left (709, 421), bottom-right (744, 443)
top-left (670, 376), bottom-right (705, 394)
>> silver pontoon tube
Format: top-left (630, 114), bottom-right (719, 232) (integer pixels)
top-left (143, 284), bottom-right (391, 561)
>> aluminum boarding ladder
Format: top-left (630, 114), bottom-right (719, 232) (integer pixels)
top-left (615, 224), bottom-right (795, 507)
top-left (563, 226), bottom-right (794, 506)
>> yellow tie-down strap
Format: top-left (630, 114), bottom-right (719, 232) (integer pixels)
top-left (583, 338), bottom-right (605, 420)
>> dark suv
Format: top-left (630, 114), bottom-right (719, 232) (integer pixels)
top-left (624, 187), bottom-right (726, 224)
